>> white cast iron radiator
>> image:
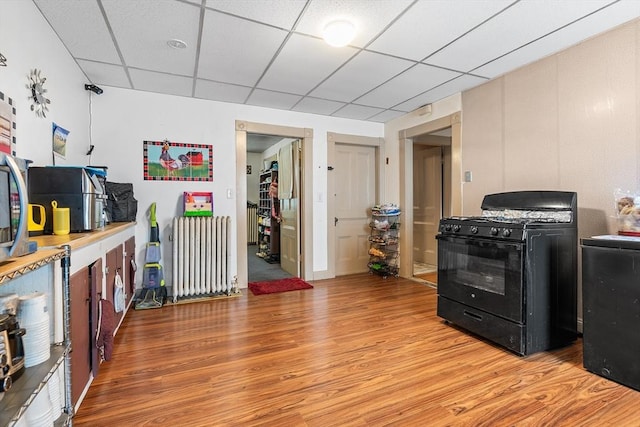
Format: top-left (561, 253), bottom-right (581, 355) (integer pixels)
top-left (172, 216), bottom-right (232, 301)
top-left (247, 202), bottom-right (258, 245)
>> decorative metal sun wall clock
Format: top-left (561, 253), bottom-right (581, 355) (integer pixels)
top-left (26, 68), bottom-right (51, 118)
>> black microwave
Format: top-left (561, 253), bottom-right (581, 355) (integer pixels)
top-left (0, 153), bottom-right (32, 261)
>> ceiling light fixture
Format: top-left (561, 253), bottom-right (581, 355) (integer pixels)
top-left (167, 39), bottom-right (187, 49)
top-left (322, 20), bottom-right (356, 47)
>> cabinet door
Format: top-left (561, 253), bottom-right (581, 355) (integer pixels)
top-left (70, 267), bottom-right (90, 407)
top-left (106, 244), bottom-right (124, 324)
top-left (124, 237), bottom-right (136, 302)
top-left (90, 258), bottom-right (103, 378)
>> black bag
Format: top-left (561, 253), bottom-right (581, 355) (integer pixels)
top-left (105, 181), bottom-right (138, 222)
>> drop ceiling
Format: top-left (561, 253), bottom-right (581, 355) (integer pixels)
top-left (34, 0), bottom-right (640, 123)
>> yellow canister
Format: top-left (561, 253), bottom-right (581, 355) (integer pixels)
top-left (51, 201), bottom-right (70, 235)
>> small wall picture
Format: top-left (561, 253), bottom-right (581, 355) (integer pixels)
top-left (143, 140), bottom-right (213, 181)
top-left (52, 123), bottom-right (69, 159)
top-left (0, 92), bottom-right (16, 155)
top-left (247, 165), bottom-right (252, 174)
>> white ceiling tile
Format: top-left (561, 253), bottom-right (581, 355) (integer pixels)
top-left (198, 10), bottom-right (288, 86)
top-left (331, 104), bottom-right (384, 120)
top-left (35, 0), bottom-right (640, 121)
top-left (33, 0), bottom-right (121, 63)
top-left (246, 89), bottom-right (302, 110)
top-left (195, 79), bottom-right (252, 104)
top-left (310, 51), bottom-right (414, 102)
top-left (295, 0), bottom-right (414, 48)
top-left (258, 34), bottom-right (357, 95)
top-left (292, 97), bottom-right (345, 115)
top-left (102, 0), bottom-right (199, 76)
top-left (367, 109), bottom-right (407, 123)
top-left (426, 0), bottom-right (615, 72)
top-left (356, 64), bottom-right (461, 109)
top-left (77, 59), bottom-right (132, 89)
top-left (394, 74), bottom-right (487, 111)
top-left (129, 69), bottom-right (194, 97)
top-left (473, 1), bottom-right (640, 77)
top-left (368, 0), bottom-right (514, 61)
top-left (207, 0), bottom-right (307, 29)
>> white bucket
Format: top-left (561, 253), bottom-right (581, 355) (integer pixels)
top-left (17, 292), bottom-right (48, 326)
top-left (26, 384), bottom-right (53, 426)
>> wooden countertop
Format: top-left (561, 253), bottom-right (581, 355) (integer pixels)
top-left (31, 222), bottom-right (136, 251)
top-left (0, 222), bottom-right (135, 283)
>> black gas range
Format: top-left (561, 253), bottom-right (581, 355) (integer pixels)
top-left (436, 191), bottom-right (578, 356)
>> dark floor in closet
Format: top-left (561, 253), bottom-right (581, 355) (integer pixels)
top-left (248, 245), bottom-right (293, 282)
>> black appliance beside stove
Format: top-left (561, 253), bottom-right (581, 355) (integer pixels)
top-left (436, 191), bottom-right (578, 356)
top-left (581, 236), bottom-right (640, 391)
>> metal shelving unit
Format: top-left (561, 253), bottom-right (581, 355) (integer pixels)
top-left (368, 209), bottom-right (401, 278)
top-left (0, 246), bottom-right (72, 426)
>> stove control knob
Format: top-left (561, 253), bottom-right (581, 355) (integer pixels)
top-left (453, 224), bottom-right (461, 232)
top-left (444, 224), bottom-right (452, 232)
top-left (490, 227), bottom-right (498, 236)
top-left (503, 229), bottom-right (512, 237)
top-left (470, 226), bottom-right (478, 234)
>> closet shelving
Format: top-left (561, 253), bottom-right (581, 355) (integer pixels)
top-left (257, 167), bottom-right (279, 262)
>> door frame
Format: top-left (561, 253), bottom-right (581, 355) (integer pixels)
top-left (398, 112), bottom-right (462, 278)
top-left (236, 121), bottom-right (313, 286)
top-left (327, 132), bottom-right (384, 279)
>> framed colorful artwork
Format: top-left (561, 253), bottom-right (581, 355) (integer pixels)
top-left (52, 122), bottom-right (69, 160)
top-left (143, 140), bottom-right (213, 181)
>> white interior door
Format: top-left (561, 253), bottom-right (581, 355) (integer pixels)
top-left (413, 145), bottom-right (442, 267)
top-left (335, 144), bottom-right (376, 275)
top-left (280, 140), bottom-right (300, 276)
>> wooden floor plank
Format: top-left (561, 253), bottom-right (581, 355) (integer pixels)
top-left (73, 274), bottom-right (640, 426)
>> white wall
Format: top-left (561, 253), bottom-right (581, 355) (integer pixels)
top-left (91, 87), bottom-right (382, 286)
top-left (1, 0), bottom-right (92, 166)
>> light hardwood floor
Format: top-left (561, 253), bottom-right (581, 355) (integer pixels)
top-left (73, 274), bottom-right (640, 426)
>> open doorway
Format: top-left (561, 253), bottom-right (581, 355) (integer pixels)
top-left (398, 112), bottom-right (462, 281)
top-left (235, 121), bottom-right (313, 288)
top-left (412, 128), bottom-right (452, 285)
top-left (246, 134), bottom-right (300, 282)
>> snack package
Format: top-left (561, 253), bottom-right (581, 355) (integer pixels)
top-left (614, 189), bottom-right (640, 235)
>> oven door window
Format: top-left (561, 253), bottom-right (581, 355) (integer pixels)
top-left (437, 236), bottom-right (524, 323)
